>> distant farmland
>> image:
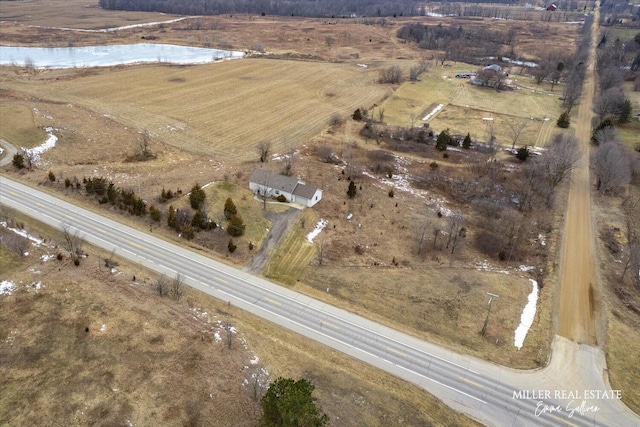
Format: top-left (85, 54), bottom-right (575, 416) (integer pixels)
top-left (4, 59), bottom-right (389, 160)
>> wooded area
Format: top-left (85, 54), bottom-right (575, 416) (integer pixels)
top-left (98, 0), bottom-right (421, 18)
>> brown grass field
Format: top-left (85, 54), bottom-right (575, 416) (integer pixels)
top-left (1, 0), bottom-right (639, 422)
top-left (0, 211), bottom-right (478, 426)
top-left (1, 59), bottom-right (390, 160)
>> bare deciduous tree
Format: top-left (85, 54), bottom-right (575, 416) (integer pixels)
top-left (532, 133), bottom-right (582, 205)
top-left (592, 141), bottom-right (632, 195)
top-left (506, 118), bottom-right (529, 150)
top-left (246, 362), bottom-right (269, 402)
top-left (257, 141), bottom-right (271, 163)
top-left (170, 273), bottom-right (185, 301)
top-left (2, 231), bottom-right (30, 257)
top-left (378, 65), bottom-right (402, 84)
top-left (61, 222), bottom-right (85, 261)
top-left (156, 274), bottom-right (169, 296)
top-left (104, 248), bottom-right (119, 273)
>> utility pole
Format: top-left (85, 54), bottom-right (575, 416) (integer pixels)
top-left (481, 292), bottom-right (500, 336)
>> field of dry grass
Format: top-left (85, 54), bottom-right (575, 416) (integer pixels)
top-left (381, 63), bottom-right (568, 148)
top-left (0, 103), bottom-right (47, 149)
top-left (0, 210), bottom-right (479, 426)
top-left (1, 59), bottom-right (389, 160)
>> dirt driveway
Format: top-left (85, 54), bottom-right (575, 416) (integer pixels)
top-left (244, 206), bottom-right (302, 273)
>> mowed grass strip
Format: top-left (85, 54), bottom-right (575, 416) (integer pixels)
top-left (0, 103), bottom-right (47, 148)
top-left (263, 209), bottom-right (318, 286)
top-left (14, 59), bottom-right (388, 160)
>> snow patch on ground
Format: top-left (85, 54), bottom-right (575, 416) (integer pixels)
top-left (0, 280), bottom-right (15, 296)
top-left (361, 155), bottom-right (454, 217)
top-left (519, 265), bottom-right (535, 272)
top-left (514, 279), bottom-right (538, 350)
top-left (474, 260), bottom-right (510, 275)
top-left (24, 127), bottom-right (57, 165)
top-left (538, 233), bottom-right (546, 246)
top-left (1, 221), bottom-right (45, 246)
top-left (41, 253), bottom-right (55, 262)
top-left (100, 324), bottom-right (107, 333)
top-left (422, 103), bottom-right (444, 121)
top-left (307, 219), bottom-right (328, 243)
top-left (250, 355), bottom-right (259, 365)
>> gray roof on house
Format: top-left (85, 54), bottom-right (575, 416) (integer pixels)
top-left (250, 169), bottom-right (298, 193)
top-left (292, 183), bottom-right (318, 199)
top-left (250, 169), bottom-right (320, 200)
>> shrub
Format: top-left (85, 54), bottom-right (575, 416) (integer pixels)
top-left (347, 180), bottom-right (357, 199)
top-left (388, 189), bottom-right (394, 197)
top-left (430, 161), bottom-right (438, 170)
top-left (516, 146), bottom-right (530, 161)
top-left (228, 239), bottom-right (237, 253)
top-left (352, 108), bottom-right (363, 121)
top-left (276, 194), bottom-right (287, 202)
top-left (64, 178), bottom-right (71, 188)
top-left (48, 171), bottom-right (56, 182)
top-left (12, 153), bottom-right (25, 169)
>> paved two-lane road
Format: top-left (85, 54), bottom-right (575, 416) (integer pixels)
top-left (2, 177), bottom-right (638, 426)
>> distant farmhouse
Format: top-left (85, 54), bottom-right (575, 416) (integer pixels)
top-left (249, 169), bottom-right (322, 208)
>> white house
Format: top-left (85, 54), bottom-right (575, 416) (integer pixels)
top-left (249, 169), bottom-right (322, 208)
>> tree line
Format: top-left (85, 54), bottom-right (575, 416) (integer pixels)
top-left (98, 0), bottom-right (422, 18)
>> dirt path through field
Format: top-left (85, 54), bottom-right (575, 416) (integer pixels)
top-left (556, 9), bottom-right (600, 345)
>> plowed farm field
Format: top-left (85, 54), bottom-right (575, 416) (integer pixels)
top-left (2, 59), bottom-right (388, 160)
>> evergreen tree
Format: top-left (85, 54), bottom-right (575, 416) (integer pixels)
top-left (591, 118), bottom-right (615, 145)
top-left (227, 214), bottom-right (245, 237)
top-left (462, 133), bottom-right (472, 149)
top-left (516, 146), bottom-right (530, 161)
top-left (352, 108), bottom-right (362, 121)
top-left (435, 129), bottom-right (450, 151)
top-left (347, 180), bottom-right (357, 199)
top-left (228, 239), bottom-right (237, 253)
top-left (261, 378), bottom-right (329, 427)
top-left (189, 183), bottom-right (206, 210)
top-left (618, 99), bottom-right (632, 124)
top-left (224, 197), bottom-right (238, 219)
top-left (557, 111), bottom-right (571, 128)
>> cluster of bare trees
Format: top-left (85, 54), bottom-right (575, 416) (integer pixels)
top-left (155, 273), bottom-right (185, 301)
top-left (436, 3), bottom-right (589, 21)
top-left (99, 0), bottom-right (422, 18)
top-left (594, 30), bottom-right (637, 124)
top-left (592, 140), bottom-right (633, 195)
top-left (397, 23), bottom-right (511, 64)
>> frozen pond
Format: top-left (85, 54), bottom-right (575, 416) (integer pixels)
top-left (0, 43), bottom-right (244, 68)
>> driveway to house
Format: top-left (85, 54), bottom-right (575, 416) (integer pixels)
top-left (0, 139), bottom-right (18, 167)
top-left (244, 205), bottom-right (301, 273)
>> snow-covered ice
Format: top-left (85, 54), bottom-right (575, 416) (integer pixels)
top-left (514, 279), bottom-right (538, 349)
